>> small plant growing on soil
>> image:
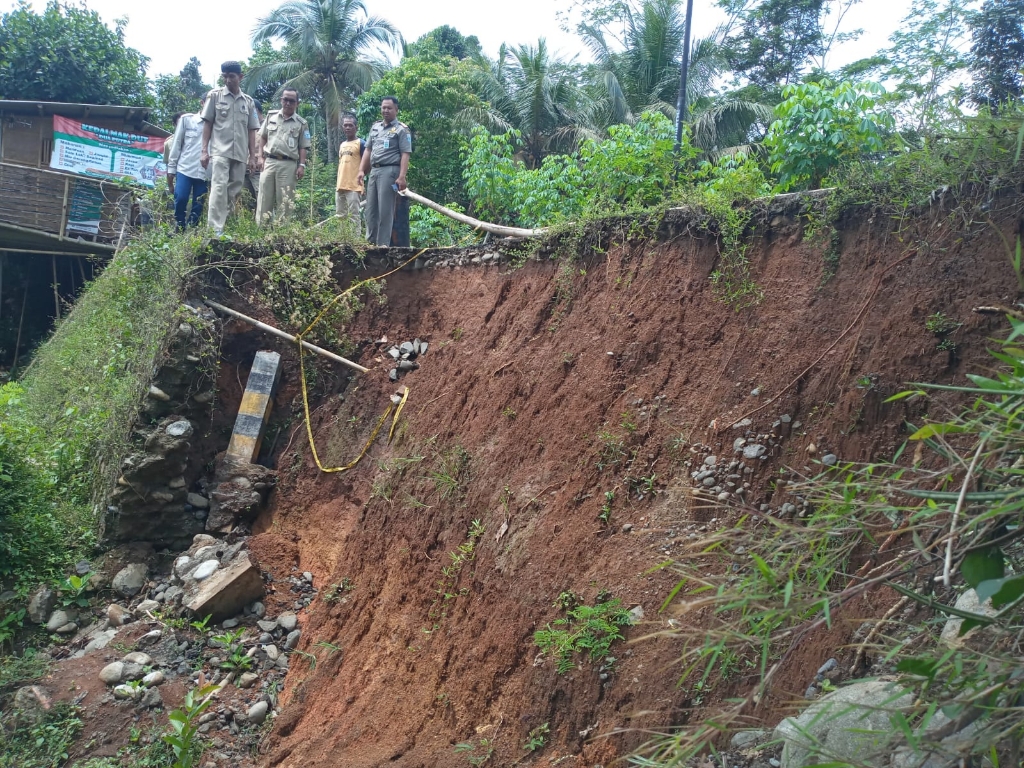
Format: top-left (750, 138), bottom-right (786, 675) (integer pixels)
top-left (188, 614), bottom-right (212, 634)
top-left (323, 578), bottom-right (355, 602)
top-left (426, 519), bottom-right (485, 631)
top-left (534, 596), bottom-right (633, 674)
top-left (596, 426), bottom-right (626, 471)
top-left (163, 683), bottom-right (218, 768)
top-left (925, 312), bottom-right (962, 351)
top-left (501, 406), bottom-right (517, 420)
top-left (522, 722), bottom-right (550, 752)
top-left (428, 445), bottom-right (471, 502)
top-left (56, 571), bottom-right (92, 608)
top-left (598, 491), bottom-right (615, 525)
top-left (454, 738), bottom-right (493, 765)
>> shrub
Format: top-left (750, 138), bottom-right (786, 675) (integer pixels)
top-left (764, 80), bottom-right (895, 191)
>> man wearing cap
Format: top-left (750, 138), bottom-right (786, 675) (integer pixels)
top-left (357, 96), bottom-right (411, 246)
top-left (201, 61), bottom-right (260, 235)
top-left (255, 88), bottom-right (311, 226)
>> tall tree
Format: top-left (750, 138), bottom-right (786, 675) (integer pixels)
top-left (967, 0), bottom-right (1024, 109)
top-left (409, 25), bottom-right (484, 61)
top-left (248, 0), bottom-right (403, 159)
top-left (579, 0), bottom-right (773, 153)
top-left (474, 39), bottom-right (597, 168)
top-left (881, 0), bottom-right (973, 130)
top-left (722, 0), bottom-right (829, 95)
top-left (151, 58), bottom-right (210, 129)
top-left (0, 0), bottom-right (150, 105)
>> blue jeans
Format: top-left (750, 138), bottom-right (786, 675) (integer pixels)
top-left (174, 174), bottom-right (208, 229)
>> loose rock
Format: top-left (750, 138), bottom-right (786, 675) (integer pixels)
top-left (100, 662), bottom-right (125, 685)
top-left (247, 701), bottom-right (269, 724)
top-left (112, 563), bottom-right (149, 597)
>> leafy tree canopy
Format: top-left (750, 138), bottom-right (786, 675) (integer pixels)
top-left (0, 0), bottom-right (150, 105)
top-left (151, 57), bottom-right (210, 129)
top-left (409, 25), bottom-right (483, 61)
top-left (967, 0), bottom-right (1024, 108)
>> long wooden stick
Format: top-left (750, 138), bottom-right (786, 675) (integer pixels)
top-left (399, 189), bottom-right (548, 239)
top-left (204, 300), bottom-right (369, 373)
top-left (11, 285), bottom-right (27, 371)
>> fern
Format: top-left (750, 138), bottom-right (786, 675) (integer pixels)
top-left (534, 598), bottom-right (633, 674)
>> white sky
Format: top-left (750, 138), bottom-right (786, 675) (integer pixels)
top-left (4, 0), bottom-right (912, 86)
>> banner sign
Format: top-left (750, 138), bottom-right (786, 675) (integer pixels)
top-left (50, 115), bottom-right (166, 187)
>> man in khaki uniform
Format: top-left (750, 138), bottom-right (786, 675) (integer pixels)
top-left (335, 114), bottom-right (364, 232)
top-left (200, 61), bottom-right (259, 235)
top-left (357, 96), bottom-right (412, 246)
top-left (255, 88), bottom-right (311, 225)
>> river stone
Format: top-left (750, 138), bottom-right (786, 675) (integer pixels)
top-left (939, 589), bottom-right (998, 648)
top-left (112, 563), bottom-right (148, 597)
top-left (775, 680), bottom-right (913, 767)
top-left (139, 686), bottom-right (163, 708)
top-left (165, 420), bottom-right (193, 438)
top-left (55, 622), bottom-right (78, 634)
top-left (123, 651), bottom-right (152, 666)
top-left (277, 612), bottom-right (298, 631)
top-left (193, 560), bottom-right (219, 581)
top-left (12, 685), bottom-right (51, 726)
top-left (285, 629), bottom-right (301, 650)
top-left (263, 644), bottom-right (280, 661)
top-left (742, 444), bottom-right (767, 460)
top-left (26, 585), bottom-right (57, 624)
top-left (45, 610), bottom-right (72, 632)
top-left (186, 493), bottom-right (209, 510)
top-left (107, 604), bottom-right (130, 627)
top-left (113, 684), bottom-right (139, 700)
top-left (121, 662), bottom-right (145, 681)
top-left (142, 671), bottom-right (165, 687)
top-left (247, 700), bottom-right (269, 724)
top-left (238, 672), bottom-right (260, 688)
top-left (730, 729), bottom-right (769, 750)
top-left (822, 453), bottom-right (838, 466)
top-left (99, 662), bottom-right (125, 685)
top-left (257, 619), bottom-right (278, 633)
top-left (137, 599), bottom-right (160, 613)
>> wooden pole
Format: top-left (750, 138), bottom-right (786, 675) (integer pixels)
top-left (51, 255), bottom-right (60, 319)
top-left (0, 253), bottom-right (4, 322)
top-left (399, 189), bottom-right (547, 239)
top-left (77, 257), bottom-right (87, 284)
top-left (11, 285), bottom-right (27, 372)
top-left (204, 300), bottom-right (369, 373)
top-left (59, 177), bottom-right (71, 240)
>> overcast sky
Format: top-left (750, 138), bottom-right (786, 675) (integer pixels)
top-left (4, 0), bottom-right (912, 86)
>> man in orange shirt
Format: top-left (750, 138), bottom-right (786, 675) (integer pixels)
top-left (335, 114), bottom-right (365, 234)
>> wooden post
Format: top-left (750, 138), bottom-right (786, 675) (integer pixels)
top-left (59, 177), bottom-right (70, 241)
top-left (225, 350), bottom-right (282, 463)
top-left (11, 285), bottom-right (27, 371)
top-left (52, 255), bottom-right (60, 319)
top-left (0, 253), bottom-right (4, 322)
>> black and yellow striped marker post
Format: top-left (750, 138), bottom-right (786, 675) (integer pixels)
top-left (226, 350), bottom-right (282, 463)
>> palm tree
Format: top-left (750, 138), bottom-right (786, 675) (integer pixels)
top-left (471, 39), bottom-right (599, 169)
top-left (248, 0), bottom-right (403, 159)
top-left (581, 0), bottom-right (773, 156)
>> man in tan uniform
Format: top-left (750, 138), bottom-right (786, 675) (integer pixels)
top-left (335, 114), bottom-right (364, 233)
top-left (255, 88), bottom-right (311, 225)
top-left (200, 61), bottom-right (259, 235)
top-left (357, 96), bottom-right (412, 246)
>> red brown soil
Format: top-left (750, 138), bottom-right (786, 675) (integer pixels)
top-left (218, 205), bottom-right (1023, 767)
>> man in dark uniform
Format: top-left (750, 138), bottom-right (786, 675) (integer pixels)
top-left (357, 96), bottom-right (411, 246)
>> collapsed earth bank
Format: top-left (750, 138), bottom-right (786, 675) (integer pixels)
top-left (240, 203), bottom-right (1018, 767)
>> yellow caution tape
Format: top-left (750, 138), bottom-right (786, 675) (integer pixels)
top-left (297, 250), bottom-right (425, 473)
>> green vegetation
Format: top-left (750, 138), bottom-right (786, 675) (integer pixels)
top-left (522, 722), bottom-right (549, 752)
top-left (454, 737), bottom-right (493, 766)
top-left (0, 702), bottom-right (82, 768)
top-left (633, 317), bottom-right (1024, 765)
top-left (426, 519), bottom-right (484, 631)
top-left (1, 230), bottom-right (196, 589)
top-left (534, 595), bottom-right (633, 674)
top-left (163, 684), bottom-right (219, 768)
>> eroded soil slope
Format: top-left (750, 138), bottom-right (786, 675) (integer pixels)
top-left (245, 205), bottom-right (1020, 767)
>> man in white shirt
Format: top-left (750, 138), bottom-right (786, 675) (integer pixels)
top-left (167, 97), bottom-right (210, 229)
